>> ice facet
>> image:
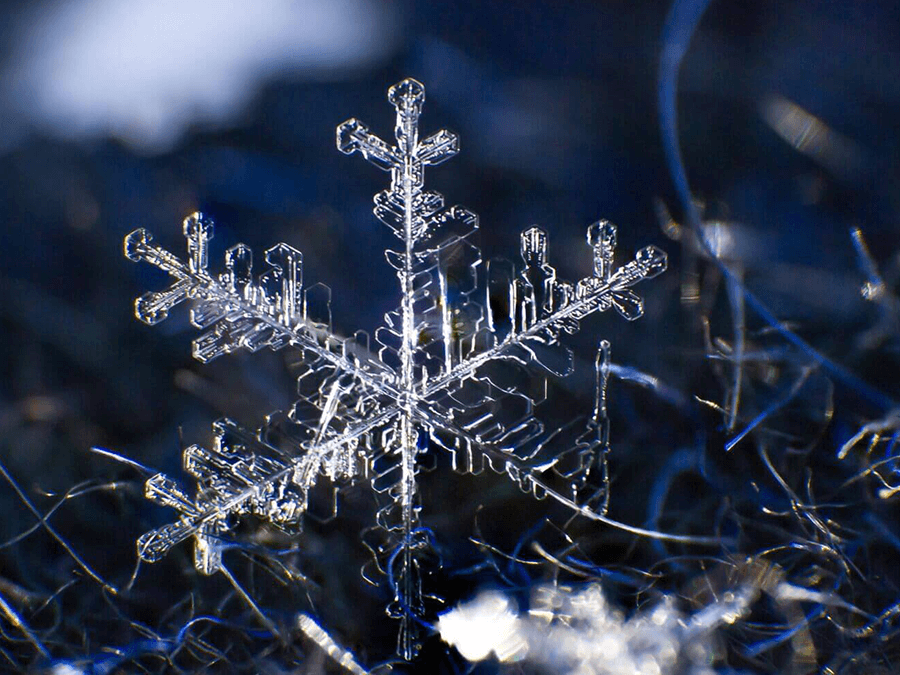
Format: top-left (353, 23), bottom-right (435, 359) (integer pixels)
top-left (611, 289), bottom-right (644, 321)
top-left (225, 243), bottom-right (253, 296)
top-left (184, 212), bottom-right (214, 273)
top-left (636, 245), bottom-right (668, 279)
top-left (588, 220), bottom-right (616, 281)
top-left (417, 129), bottom-right (459, 166)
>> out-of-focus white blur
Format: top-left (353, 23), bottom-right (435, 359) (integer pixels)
top-left (436, 590), bottom-right (528, 663)
top-left (3, 0), bottom-right (397, 153)
top-left (761, 95), bottom-right (864, 180)
top-left (439, 583), bottom-right (758, 674)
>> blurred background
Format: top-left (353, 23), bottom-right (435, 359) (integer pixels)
top-left (2, 0), bottom-right (900, 672)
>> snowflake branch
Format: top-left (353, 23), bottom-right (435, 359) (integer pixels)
top-left (125, 215), bottom-right (400, 396)
top-left (425, 240), bottom-right (668, 397)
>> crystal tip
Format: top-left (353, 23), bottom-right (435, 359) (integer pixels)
top-left (183, 211), bottom-right (214, 239)
top-left (388, 78), bottom-right (425, 111)
top-left (587, 220), bottom-right (617, 248)
top-left (636, 246), bottom-right (667, 278)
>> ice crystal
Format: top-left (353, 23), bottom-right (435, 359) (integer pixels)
top-left (124, 78), bottom-right (667, 658)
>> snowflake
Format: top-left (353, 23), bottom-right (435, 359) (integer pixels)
top-left (124, 78), bottom-right (667, 658)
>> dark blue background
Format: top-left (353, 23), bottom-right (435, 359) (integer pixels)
top-left (1, 0), bottom-right (899, 671)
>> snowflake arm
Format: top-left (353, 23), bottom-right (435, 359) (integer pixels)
top-left (136, 401), bottom-right (396, 574)
top-left (423, 224), bottom-right (667, 396)
top-left (124, 214), bottom-right (399, 393)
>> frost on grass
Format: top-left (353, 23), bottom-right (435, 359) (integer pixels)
top-left (124, 78), bottom-right (667, 658)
